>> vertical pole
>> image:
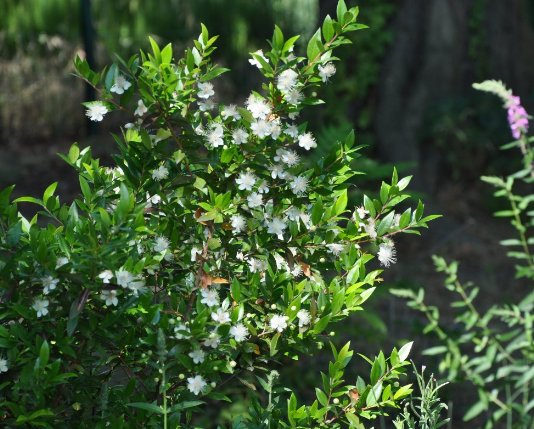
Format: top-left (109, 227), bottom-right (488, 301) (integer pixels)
top-left (80, 0), bottom-right (96, 135)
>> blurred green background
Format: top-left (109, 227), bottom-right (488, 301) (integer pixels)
top-left (1, 0), bottom-right (534, 426)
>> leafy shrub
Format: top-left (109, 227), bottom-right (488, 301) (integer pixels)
top-left (0, 2), bottom-right (438, 427)
top-left (393, 80), bottom-right (533, 428)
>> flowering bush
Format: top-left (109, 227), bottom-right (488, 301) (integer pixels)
top-left (393, 81), bottom-right (533, 428)
top-left (0, 2), bottom-right (438, 427)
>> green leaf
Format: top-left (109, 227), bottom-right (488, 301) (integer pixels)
top-left (313, 315), bottom-right (331, 334)
top-left (148, 37), bottom-right (161, 63)
top-left (39, 340), bottom-right (50, 367)
top-left (161, 43), bottom-right (173, 64)
top-left (422, 346), bottom-right (447, 356)
top-left (315, 388), bottom-right (328, 406)
top-left (370, 359), bottom-right (382, 384)
top-left (104, 63), bottom-right (118, 91)
top-left (270, 333), bottom-right (280, 357)
top-left (170, 401), bottom-right (205, 412)
top-left (15, 409), bottom-right (54, 423)
top-left (322, 15), bottom-right (335, 41)
top-left (379, 182), bottom-right (390, 204)
top-left (397, 175), bottom-right (412, 191)
top-left (366, 381), bottom-right (382, 407)
top-left (79, 176), bottom-right (91, 202)
top-left (13, 196), bottom-right (43, 207)
top-left (336, 0), bottom-right (348, 22)
top-left (231, 278), bottom-right (242, 301)
top-left (312, 198), bottom-right (324, 224)
top-left (201, 67), bottom-right (230, 82)
top-left (463, 401), bottom-right (486, 421)
top-left (333, 189), bottom-right (348, 215)
top-left (43, 182), bottom-right (58, 205)
top-left (398, 341), bottom-right (413, 362)
top-left (127, 402), bottom-right (164, 414)
top-left (307, 28), bottom-right (322, 62)
top-left (273, 25), bottom-right (284, 51)
top-left (363, 195), bottom-right (376, 217)
top-left (68, 144), bottom-right (80, 163)
top-left (393, 384), bottom-right (413, 400)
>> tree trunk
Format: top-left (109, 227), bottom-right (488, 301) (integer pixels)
top-left (374, 0), bottom-right (534, 188)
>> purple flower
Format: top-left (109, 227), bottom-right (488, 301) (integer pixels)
top-left (506, 95), bottom-right (529, 139)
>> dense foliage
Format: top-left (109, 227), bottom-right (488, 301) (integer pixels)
top-left (0, 3), bottom-right (443, 428)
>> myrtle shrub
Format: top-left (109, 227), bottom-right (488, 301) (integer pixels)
top-left (0, 2), bottom-right (438, 427)
top-left (393, 81), bottom-right (533, 429)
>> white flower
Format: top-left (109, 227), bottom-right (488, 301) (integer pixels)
top-left (364, 219), bottom-right (377, 239)
top-left (174, 323), bottom-right (191, 339)
top-left (134, 99), bottom-right (148, 116)
top-left (42, 276), bottom-right (59, 295)
top-left (378, 242), bottom-right (397, 267)
top-left (187, 375), bottom-right (207, 395)
top-left (258, 181), bottom-right (269, 194)
top-left (247, 192), bottom-right (263, 208)
top-left (327, 243), bottom-right (345, 256)
top-left (152, 165), bottom-right (169, 181)
top-left (356, 206), bottom-right (369, 219)
top-left (221, 104), bottom-right (241, 120)
top-left (232, 128), bottom-right (248, 145)
top-left (115, 269), bottom-right (134, 288)
top-left (269, 164), bottom-right (287, 179)
top-left (189, 349), bottom-right (206, 364)
top-left (246, 94), bottom-right (271, 119)
top-left (265, 217), bottom-right (287, 239)
top-left (153, 236), bottom-right (170, 253)
top-left (110, 74), bottom-right (131, 94)
top-left (277, 69), bottom-right (298, 93)
top-left (270, 314), bottom-right (289, 332)
top-left (85, 102), bottom-right (108, 122)
top-left (127, 278), bottom-right (146, 296)
top-left (200, 288), bottom-right (220, 307)
top-left (275, 149), bottom-right (299, 167)
top-left (289, 176), bottom-right (308, 195)
top-left (230, 323), bottom-right (249, 342)
top-left (211, 308), bottom-right (231, 324)
top-left (55, 257), bottom-right (69, 269)
top-left (0, 357), bottom-right (8, 373)
top-left (33, 299), bottom-right (49, 317)
top-left (146, 193), bottom-right (161, 209)
top-left (286, 207), bottom-right (302, 221)
top-left (98, 270), bottom-right (113, 284)
top-left (298, 132), bottom-right (317, 150)
top-left (285, 124), bottom-right (299, 138)
top-left (203, 332), bottom-right (221, 349)
top-left (270, 119), bottom-right (282, 139)
top-left (231, 214), bottom-right (247, 233)
top-left (197, 82), bottom-right (215, 99)
top-left (249, 49), bottom-right (268, 69)
top-left (318, 62), bottom-right (336, 82)
top-left (291, 264), bottom-right (303, 277)
top-left (100, 289), bottom-right (118, 306)
top-left (251, 119), bottom-right (272, 139)
top-left (198, 99), bottom-right (216, 111)
top-left (297, 309), bottom-right (311, 327)
top-left (285, 89), bottom-right (303, 105)
top-left (206, 123), bottom-right (224, 148)
top-left (236, 172), bottom-right (257, 191)
top-left (248, 258), bottom-right (267, 273)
